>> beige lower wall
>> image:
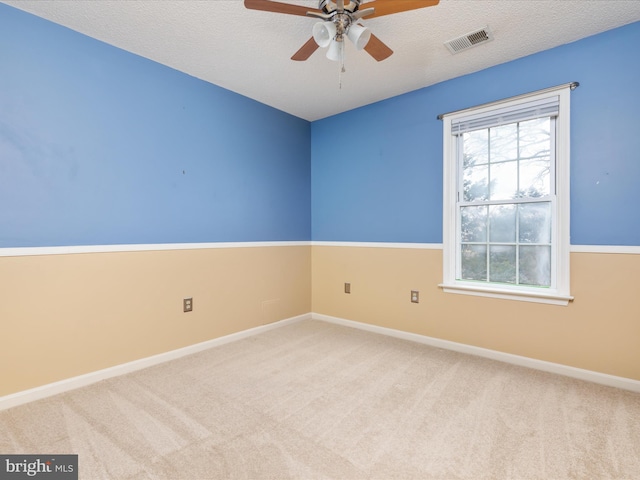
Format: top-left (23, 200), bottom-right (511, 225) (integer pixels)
top-left (0, 246), bottom-right (311, 397)
top-left (2, 244), bottom-right (637, 398)
top-left (312, 246), bottom-right (640, 381)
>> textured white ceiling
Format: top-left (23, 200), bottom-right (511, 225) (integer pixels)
top-left (3, 0), bottom-right (640, 121)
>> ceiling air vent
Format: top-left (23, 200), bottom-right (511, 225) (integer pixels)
top-left (444, 27), bottom-right (493, 54)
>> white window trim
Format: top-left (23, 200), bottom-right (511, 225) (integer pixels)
top-left (440, 85), bottom-right (573, 306)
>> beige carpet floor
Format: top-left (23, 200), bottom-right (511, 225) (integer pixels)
top-left (1, 319), bottom-right (639, 479)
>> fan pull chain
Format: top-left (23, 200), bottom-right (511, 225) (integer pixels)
top-left (339, 41), bottom-right (345, 89)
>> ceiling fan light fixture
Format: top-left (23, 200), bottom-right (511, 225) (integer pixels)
top-left (312, 21), bottom-right (336, 48)
top-left (326, 39), bottom-right (343, 61)
top-left (245, 0), bottom-right (442, 63)
top-left (346, 23), bottom-right (371, 50)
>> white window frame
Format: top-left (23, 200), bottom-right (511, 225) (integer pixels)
top-left (440, 85), bottom-right (573, 306)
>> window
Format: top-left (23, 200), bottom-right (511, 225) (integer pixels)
top-left (440, 85), bottom-right (574, 305)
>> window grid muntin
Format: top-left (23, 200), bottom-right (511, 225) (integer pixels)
top-left (456, 117), bottom-right (556, 288)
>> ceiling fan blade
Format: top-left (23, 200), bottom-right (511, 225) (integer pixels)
top-left (291, 37), bottom-right (320, 61)
top-left (244, 0), bottom-right (321, 17)
top-left (364, 33), bottom-right (393, 61)
top-left (363, 0), bottom-right (439, 19)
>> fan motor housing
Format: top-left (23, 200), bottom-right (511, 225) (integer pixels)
top-left (320, 0), bottom-right (360, 14)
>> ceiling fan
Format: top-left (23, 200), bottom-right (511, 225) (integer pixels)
top-left (244, 0), bottom-right (440, 62)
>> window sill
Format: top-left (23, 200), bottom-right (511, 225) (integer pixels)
top-left (438, 283), bottom-right (574, 306)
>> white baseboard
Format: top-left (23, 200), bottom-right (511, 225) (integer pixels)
top-left (312, 313), bottom-right (640, 393)
top-left (0, 313), bottom-right (310, 411)
top-left (4, 311), bottom-right (638, 412)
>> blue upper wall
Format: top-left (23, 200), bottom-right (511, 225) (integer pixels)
top-left (2, 2), bottom-right (638, 248)
top-left (0, 4), bottom-right (311, 247)
top-left (311, 22), bottom-right (640, 246)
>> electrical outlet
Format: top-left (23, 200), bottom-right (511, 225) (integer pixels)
top-left (411, 290), bottom-right (419, 303)
top-left (344, 282), bottom-right (351, 294)
top-left (183, 297), bottom-right (193, 312)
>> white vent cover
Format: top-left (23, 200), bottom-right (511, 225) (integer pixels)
top-left (444, 26), bottom-right (494, 54)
